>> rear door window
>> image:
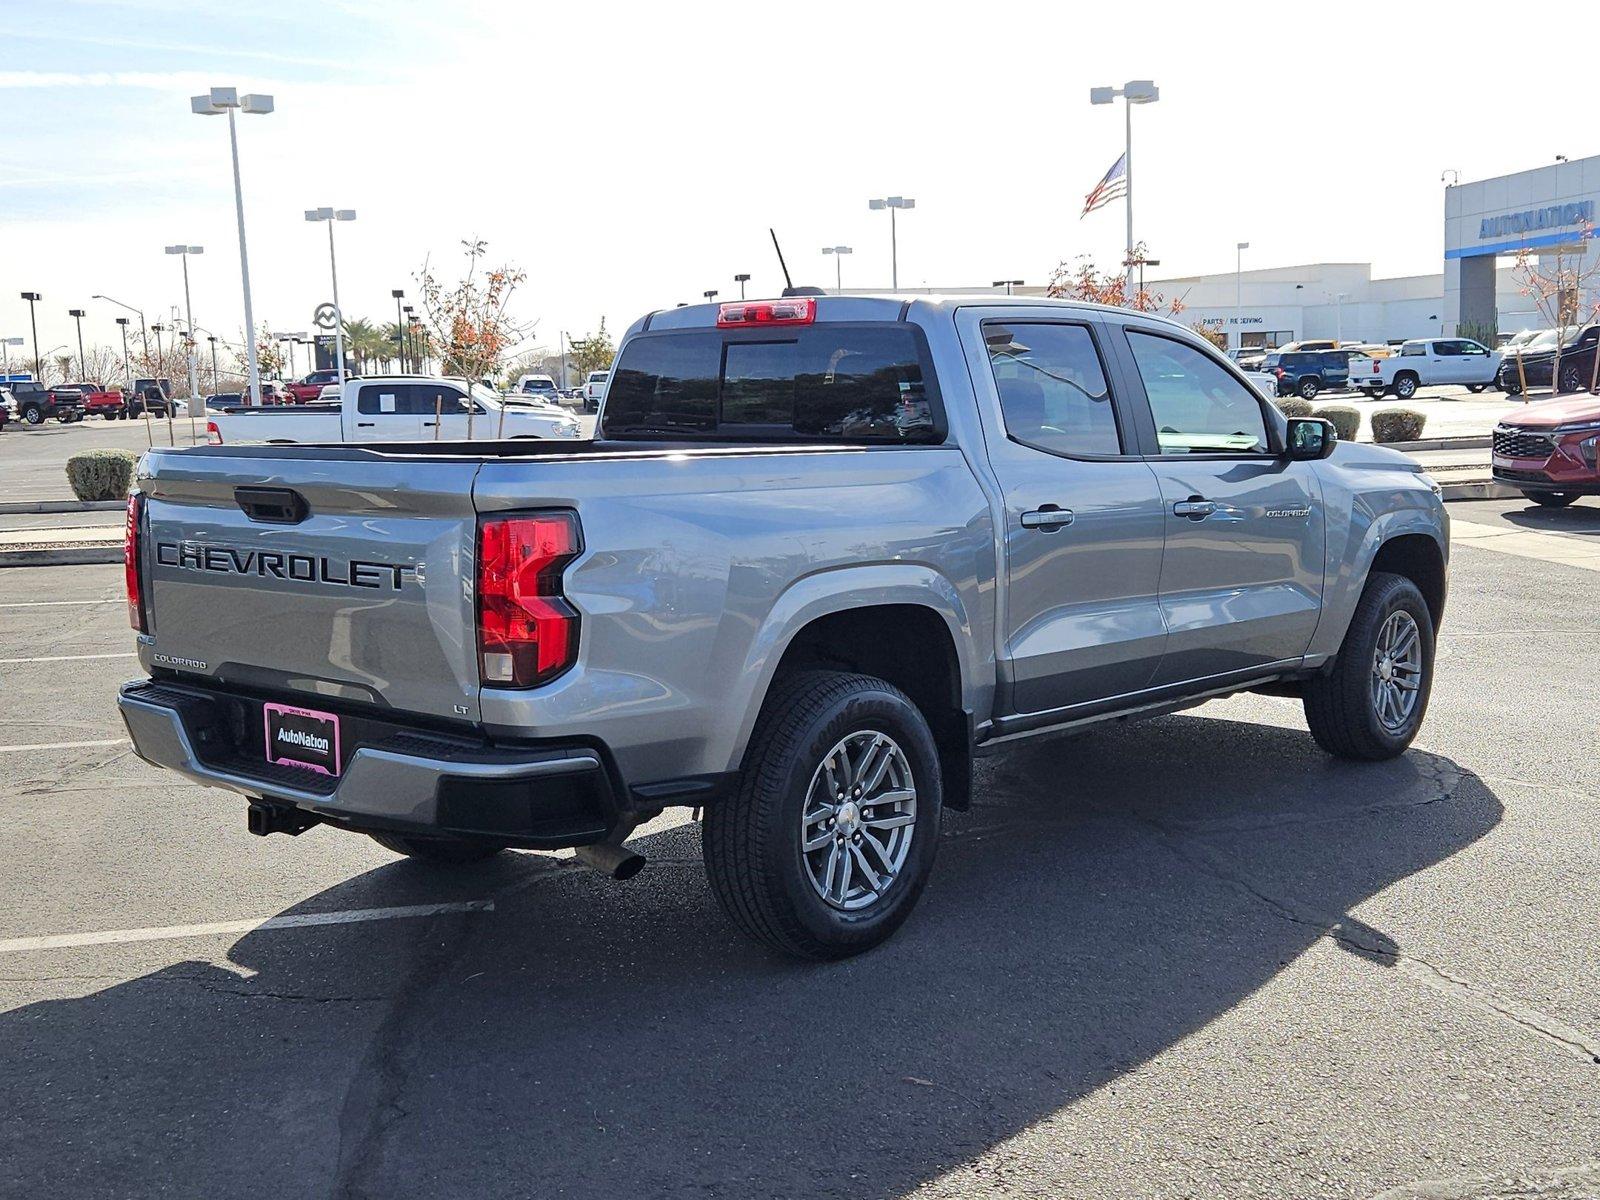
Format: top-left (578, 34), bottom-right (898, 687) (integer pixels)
top-left (983, 322), bottom-right (1121, 456)
top-left (602, 324), bottom-right (940, 442)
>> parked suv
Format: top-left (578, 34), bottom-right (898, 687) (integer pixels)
top-left (121, 294), bottom-right (1449, 960)
top-left (1265, 349), bottom-right (1354, 399)
top-left (1491, 392), bottom-right (1600, 506)
top-left (10, 381), bottom-right (85, 424)
top-left (1496, 325), bottom-right (1600, 396)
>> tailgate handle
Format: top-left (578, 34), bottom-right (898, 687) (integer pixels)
top-left (235, 486), bottom-right (310, 525)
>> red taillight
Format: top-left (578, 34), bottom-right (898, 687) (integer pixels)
top-left (716, 298), bottom-right (816, 328)
top-left (206, 419), bottom-right (221, 445)
top-left (125, 492), bottom-right (145, 632)
top-left (1274, 367), bottom-right (1285, 378)
top-left (477, 512), bottom-right (581, 688)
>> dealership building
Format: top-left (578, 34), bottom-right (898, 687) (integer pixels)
top-left (874, 154), bottom-right (1600, 350)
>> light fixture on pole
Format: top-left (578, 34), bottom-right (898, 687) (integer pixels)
top-left (67, 308), bottom-right (87, 379)
top-left (821, 246), bottom-right (853, 291)
top-left (207, 335), bottom-right (220, 394)
top-left (1235, 242), bottom-right (1250, 348)
top-left (18, 292), bottom-right (41, 380)
top-left (991, 279), bottom-right (1024, 296)
top-left (390, 289), bottom-right (405, 371)
top-left (191, 86), bottom-right (272, 404)
top-left (1, 336), bottom-right (23, 380)
top-left (304, 207), bottom-right (355, 387)
top-left (1089, 79), bottom-right (1160, 294)
top-left (704, 289), bottom-right (719, 303)
top-left (165, 245), bottom-right (204, 403)
top-left (867, 197), bottom-right (915, 288)
top-left (734, 273), bottom-right (751, 300)
top-left (92, 294), bottom-right (149, 367)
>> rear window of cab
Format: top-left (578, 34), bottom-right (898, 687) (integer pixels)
top-left (601, 323), bottom-right (942, 443)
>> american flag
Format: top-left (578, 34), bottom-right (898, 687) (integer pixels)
top-left (1081, 152), bottom-right (1128, 218)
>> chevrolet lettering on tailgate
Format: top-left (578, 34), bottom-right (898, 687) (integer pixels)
top-left (155, 542), bottom-right (417, 590)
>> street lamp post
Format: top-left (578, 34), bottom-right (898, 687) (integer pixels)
top-left (92, 295), bottom-right (149, 369)
top-left (867, 197), bottom-right (915, 288)
top-left (991, 279), bottom-right (1024, 296)
top-left (68, 308), bottom-right (87, 379)
top-left (822, 246), bottom-right (853, 291)
top-left (114, 319), bottom-right (131, 388)
top-left (150, 323), bottom-right (175, 444)
top-left (734, 273), bottom-right (751, 300)
top-left (704, 290), bottom-right (719, 303)
top-left (1235, 241), bottom-right (1250, 349)
top-left (403, 306), bottom-right (416, 372)
top-left (1089, 79), bottom-right (1160, 294)
top-left (19, 292), bottom-right (41, 380)
top-left (391, 289), bottom-right (406, 371)
top-left (207, 335), bottom-right (220, 394)
top-left (304, 207), bottom-right (356, 387)
top-left (165, 244), bottom-right (204, 402)
top-left (191, 87), bottom-right (273, 405)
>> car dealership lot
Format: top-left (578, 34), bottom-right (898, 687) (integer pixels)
top-left (1, 508), bottom-right (1597, 1199)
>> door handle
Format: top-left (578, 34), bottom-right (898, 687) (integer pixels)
top-left (1172, 498), bottom-right (1217, 519)
top-left (1021, 506), bottom-right (1074, 530)
top-left (355, 421), bottom-right (375, 428)
top-left (421, 421), bottom-right (438, 427)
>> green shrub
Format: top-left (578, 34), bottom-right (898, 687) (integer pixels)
top-left (1371, 408), bottom-right (1427, 443)
top-left (1273, 395), bottom-right (1313, 418)
top-left (1318, 405), bottom-right (1362, 443)
top-left (65, 449), bottom-right (139, 501)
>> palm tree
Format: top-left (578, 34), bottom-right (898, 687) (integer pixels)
top-left (342, 318), bottom-right (379, 373)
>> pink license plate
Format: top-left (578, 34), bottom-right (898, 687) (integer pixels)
top-left (263, 702), bottom-right (342, 777)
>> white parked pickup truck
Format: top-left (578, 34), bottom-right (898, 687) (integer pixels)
top-left (1348, 338), bottom-right (1501, 400)
top-left (207, 376), bottom-right (583, 445)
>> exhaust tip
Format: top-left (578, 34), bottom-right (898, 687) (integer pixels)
top-left (574, 842), bottom-right (647, 881)
top-left (611, 851), bottom-right (646, 882)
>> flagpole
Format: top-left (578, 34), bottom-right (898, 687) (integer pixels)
top-left (1124, 98), bottom-right (1135, 296)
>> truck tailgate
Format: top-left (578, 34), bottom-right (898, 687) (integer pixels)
top-left (137, 451), bottom-right (485, 724)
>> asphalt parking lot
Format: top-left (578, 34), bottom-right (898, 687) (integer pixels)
top-left (1, 499), bottom-right (1597, 1199)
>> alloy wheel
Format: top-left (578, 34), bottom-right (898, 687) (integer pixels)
top-left (1371, 610), bottom-right (1423, 732)
top-left (800, 730), bottom-right (917, 912)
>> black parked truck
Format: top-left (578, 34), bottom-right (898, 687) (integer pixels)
top-left (9, 381), bottom-right (85, 424)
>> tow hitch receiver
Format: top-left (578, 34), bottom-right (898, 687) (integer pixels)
top-left (246, 801), bottom-right (320, 838)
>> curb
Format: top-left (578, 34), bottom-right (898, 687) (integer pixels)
top-left (1387, 435), bottom-right (1491, 452)
top-left (0, 544), bottom-right (122, 568)
top-left (1439, 480), bottom-right (1518, 502)
top-left (0, 499), bottom-right (126, 515)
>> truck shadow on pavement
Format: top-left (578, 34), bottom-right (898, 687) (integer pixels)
top-left (1, 713), bottom-right (1500, 1199)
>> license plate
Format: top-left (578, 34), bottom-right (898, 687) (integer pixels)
top-left (263, 702), bottom-right (342, 777)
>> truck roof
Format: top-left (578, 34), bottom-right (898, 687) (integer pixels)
top-left (630, 293), bottom-right (1193, 338)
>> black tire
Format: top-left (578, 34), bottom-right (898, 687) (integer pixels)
top-left (21, 406), bottom-right (42, 425)
top-left (1502, 379), bottom-right (1523, 397)
top-left (368, 832), bottom-right (507, 863)
top-left (1558, 364), bottom-right (1584, 394)
top-left (1297, 376), bottom-right (1320, 400)
top-left (1467, 383), bottom-right (1486, 394)
top-left (1394, 372), bottom-right (1419, 400)
top-left (703, 670), bottom-right (943, 961)
top-left (1525, 491), bottom-right (1580, 508)
top-left (1304, 572), bottom-right (1434, 761)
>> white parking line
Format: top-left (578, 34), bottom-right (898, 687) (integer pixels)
top-left (0, 600), bottom-right (122, 608)
top-left (0, 738), bottom-right (127, 753)
top-left (0, 652), bottom-right (136, 664)
top-left (0, 900), bottom-right (495, 954)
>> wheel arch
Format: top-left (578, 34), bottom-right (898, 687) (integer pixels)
top-left (1369, 533), bottom-right (1447, 630)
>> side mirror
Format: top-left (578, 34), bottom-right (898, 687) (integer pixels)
top-left (1284, 416), bottom-right (1337, 461)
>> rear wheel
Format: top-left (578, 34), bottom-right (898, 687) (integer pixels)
top-left (1525, 491), bottom-right (1580, 508)
top-left (1467, 383), bottom-right (1487, 393)
top-left (1304, 571), bottom-right (1434, 761)
top-left (703, 670), bottom-right (943, 960)
top-left (1297, 377), bottom-right (1320, 400)
top-left (368, 832), bottom-right (507, 863)
top-left (21, 406), bottom-right (42, 425)
top-left (1502, 379), bottom-right (1523, 397)
top-left (1558, 363), bottom-right (1584, 394)
top-left (1394, 372), bottom-right (1419, 400)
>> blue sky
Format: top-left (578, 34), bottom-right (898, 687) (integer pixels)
top-left (3, 1), bottom-right (1595, 373)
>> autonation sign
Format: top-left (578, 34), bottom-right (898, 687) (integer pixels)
top-left (1479, 201), bottom-right (1595, 240)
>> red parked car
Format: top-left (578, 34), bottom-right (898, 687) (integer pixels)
top-left (1491, 392), bottom-right (1600, 507)
top-left (285, 369), bottom-right (347, 403)
top-left (70, 381), bottom-right (126, 419)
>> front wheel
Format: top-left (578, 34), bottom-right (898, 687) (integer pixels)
top-left (1303, 572), bottom-right (1435, 761)
top-left (1525, 491), bottom-right (1580, 508)
top-left (21, 406), bottom-right (42, 425)
top-left (703, 671), bottom-right (943, 960)
top-left (368, 832), bottom-right (507, 863)
top-left (1467, 383), bottom-right (1487, 394)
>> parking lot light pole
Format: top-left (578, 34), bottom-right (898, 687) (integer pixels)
top-left (68, 308), bottom-right (87, 379)
top-left (92, 294), bottom-right (149, 367)
top-left (1235, 242), bottom-right (1250, 348)
top-left (207, 335), bottom-right (219, 394)
top-left (165, 245), bottom-right (204, 403)
top-left (704, 290), bottom-right (719, 304)
top-left (304, 207), bottom-right (355, 387)
top-left (822, 246), bottom-right (853, 291)
top-left (1090, 80), bottom-right (1160, 294)
top-left (390, 289), bottom-right (405, 371)
top-left (113, 319), bottom-right (132, 388)
top-left (19, 292), bottom-right (41, 380)
top-left (734, 273), bottom-right (751, 300)
top-left (149, 323), bottom-right (175, 444)
top-left (192, 87), bottom-right (272, 405)
top-left (867, 198), bottom-right (914, 288)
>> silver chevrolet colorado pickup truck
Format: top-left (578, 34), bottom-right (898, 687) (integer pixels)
top-left (119, 295), bottom-right (1448, 959)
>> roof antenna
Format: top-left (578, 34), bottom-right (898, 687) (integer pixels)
top-left (770, 228), bottom-right (824, 298)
